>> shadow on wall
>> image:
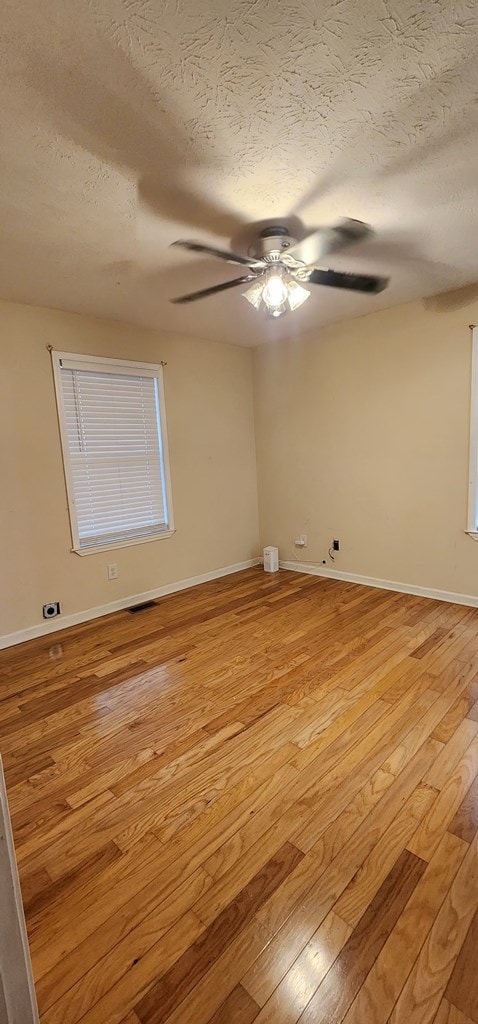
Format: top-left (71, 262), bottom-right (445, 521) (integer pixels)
top-left (422, 281), bottom-right (478, 313)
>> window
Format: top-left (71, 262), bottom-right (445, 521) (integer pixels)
top-left (52, 352), bottom-right (174, 554)
top-left (468, 327), bottom-right (478, 534)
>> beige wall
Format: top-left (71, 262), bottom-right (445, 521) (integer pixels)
top-left (0, 300), bottom-right (259, 638)
top-left (3, 289), bottom-right (478, 642)
top-left (253, 297), bottom-right (478, 599)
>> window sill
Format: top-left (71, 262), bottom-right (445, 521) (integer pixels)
top-left (72, 529), bottom-right (176, 556)
top-left (465, 530), bottom-right (478, 541)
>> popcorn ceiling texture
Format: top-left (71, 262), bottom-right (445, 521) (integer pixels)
top-left (1, 0), bottom-right (477, 345)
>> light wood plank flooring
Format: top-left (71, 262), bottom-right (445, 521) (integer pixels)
top-left (1, 567), bottom-right (478, 1024)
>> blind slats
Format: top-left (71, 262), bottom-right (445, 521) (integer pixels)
top-left (59, 364), bottom-right (170, 549)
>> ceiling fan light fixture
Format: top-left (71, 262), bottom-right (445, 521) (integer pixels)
top-left (242, 269), bottom-right (310, 318)
top-left (286, 279), bottom-right (311, 311)
top-left (241, 279), bottom-right (264, 310)
top-left (262, 271), bottom-right (289, 311)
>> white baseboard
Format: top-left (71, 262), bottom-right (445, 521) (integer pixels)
top-left (280, 560), bottom-right (478, 609)
top-left (0, 559), bottom-right (260, 651)
top-left (5, 557), bottom-right (476, 652)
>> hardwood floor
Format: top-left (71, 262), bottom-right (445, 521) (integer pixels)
top-left (1, 567), bottom-right (478, 1024)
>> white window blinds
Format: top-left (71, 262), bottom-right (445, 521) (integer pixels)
top-left (54, 355), bottom-right (173, 552)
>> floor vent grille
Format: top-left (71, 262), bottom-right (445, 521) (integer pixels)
top-left (126, 600), bottom-right (158, 614)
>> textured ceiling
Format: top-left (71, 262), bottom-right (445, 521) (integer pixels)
top-left (1, 0), bottom-right (478, 346)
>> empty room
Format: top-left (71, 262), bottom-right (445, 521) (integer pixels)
top-left (1, 1), bottom-right (478, 1023)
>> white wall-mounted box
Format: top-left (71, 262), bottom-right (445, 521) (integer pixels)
top-left (263, 546), bottom-right (279, 572)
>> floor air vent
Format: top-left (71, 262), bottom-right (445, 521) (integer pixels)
top-left (127, 600), bottom-right (158, 614)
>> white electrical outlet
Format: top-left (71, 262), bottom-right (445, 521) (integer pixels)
top-left (294, 535), bottom-right (308, 548)
top-left (107, 563), bottom-right (119, 580)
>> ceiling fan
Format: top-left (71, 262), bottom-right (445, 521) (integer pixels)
top-left (170, 219), bottom-right (389, 317)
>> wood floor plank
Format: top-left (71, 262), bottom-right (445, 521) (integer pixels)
top-left (448, 774), bottom-right (478, 845)
top-left (408, 738), bottom-right (478, 861)
top-left (387, 833), bottom-right (478, 1024)
top-left (25, 840), bottom-right (122, 921)
top-left (292, 692), bottom-right (441, 854)
top-left (334, 782), bottom-right (436, 928)
top-left (158, 855), bottom-right (322, 1024)
top-left (445, 909), bottom-right (478, 1022)
top-left (241, 739), bottom-right (439, 1009)
top-left (310, 768), bottom-right (396, 874)
top-left (134, 842), bottom-right (303, 1024)
top-left (410, 629), bottom-right (449, 660)
top-left (37, 867), bottom-right (213, 1019)
top-left (207, 985), bottom-right (259, 1024)
top-left (433, 999), bottom-right (477, 1023)
top-left (425, 719), bottom-right (478, 791)
top-left (248, 910), bottom-right (352, 1023)
top-left (0, 569), bottom-right (476, 1024)
top-left (379, 677), bottom-right (476, 781)
top-left (28, 751), bottom-right (297, 979)
top-left (62, 911), bottom-right (205, 1024)
top-left (295, 849), bottom-right (426, 1024)
top-left (19, 866), bottom-right (52, 910)
top-left (432, 682), bottom-right (478, 743)
top-left (341, 830), bottom-right (469, 1024)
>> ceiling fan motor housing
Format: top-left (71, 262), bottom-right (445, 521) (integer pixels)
top-left (251, 226), bottom-right (297, 263)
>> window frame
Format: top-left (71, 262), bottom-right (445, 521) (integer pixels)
top-left (52, 350), bottom-right (175, 555)
top-left (468, 327), bottom-right (478, 536)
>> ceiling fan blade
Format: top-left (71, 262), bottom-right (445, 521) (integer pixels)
top-left (287, 219), bottom-right (373, 265)
top-left (171, 274), bottom-right (259, 304)
top-left (171, 240), bottom-right (264, 268)
top-left (309, 268), bottom-right (389, 293)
